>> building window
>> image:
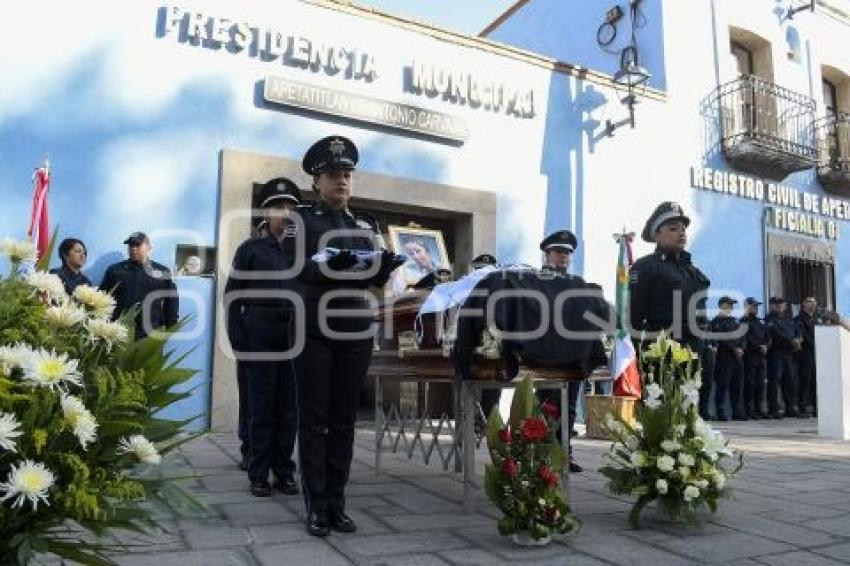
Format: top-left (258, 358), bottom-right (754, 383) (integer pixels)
top-left (823, 78), bottom-right (840, 162)
top-left (785, 27), bottom-right (802, 63)
top-left (779, 256), bottom-right (835, 311)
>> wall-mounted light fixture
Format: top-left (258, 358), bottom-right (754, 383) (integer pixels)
top-left (786, 0), bottom-right (814, 20)
top-left (605, 45), bottom-right (651, 136)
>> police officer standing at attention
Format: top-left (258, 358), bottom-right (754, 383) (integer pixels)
top-left (100, 232), bottom-right (179, 340)
top-left (740, 297), bottom-right (770, 419)
top-left (225, 179), bottom-right (302, 490)
top-left (537, 229), bottom-right (584, 474)
top-left (764, 297), bottom-right (802, 418)
top-left (292, 136), bottom-right (403, 537)
top-left (707, 297), bottom-right (745, 421)
top-left (794, 296), bottom-right (817, 417)
top-left (629, 202), bottom-right (710, 390)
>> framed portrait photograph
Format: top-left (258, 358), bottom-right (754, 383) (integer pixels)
top-left (388, 225), bottom-right (450, 288)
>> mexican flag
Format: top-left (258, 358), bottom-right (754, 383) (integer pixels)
top-left (28, 161), bottom-right (51, 260)
top-left (611, 231), bottom-right (641, 398)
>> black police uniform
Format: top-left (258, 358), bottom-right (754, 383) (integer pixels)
top-left (764, 302), bottom-right (800, 418)
top-left (536, 230), bottom-right (584, 469)
top-left (741, 304), bottom-right (770, 418)
top-left (292, 136), bottom-right (401, 530)
top-left (708, 303), bottom-right (745, 420)
top-left (794, 309), bottom-right (817, 416)
top-left (50, 265), bottom-right (92, 295)
top-left (224, 178), bottom-right (301, 483)
top-left (100, 252), bottom-right (179, 339)
top-left (630, 202), bottom-right (710, 414)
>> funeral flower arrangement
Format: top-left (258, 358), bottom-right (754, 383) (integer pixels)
top-left (484, 376), bottom-right (579, 542)
top-left (599, 334), bottom-right (742, 527)
top-left (0, 238), bottom-right (202, 565)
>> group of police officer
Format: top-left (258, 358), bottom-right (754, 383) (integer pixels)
top-left (628, 201), bottom-right (819, 422)
top-left (225, 135), bottom-right (403, 537)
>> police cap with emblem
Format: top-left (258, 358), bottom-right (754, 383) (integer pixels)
top-left (471, 253), bottom-right (498, 268)
top-left (769, 296), bottom-right (787, 305)
top-left (641, 201), bottom-right (691, 243)
top-left (539, 230), bottom-right (578, 253)
top-left (718, 296), bottom-right (737, 307)
top-left (302, 135), bottom-right (359, 175)
top-left (258, 177), bottom-right (301, 208)
top-left (123, 231), bottom-right (151, 246)
top-left (745, 297), bottom-right (762, 306)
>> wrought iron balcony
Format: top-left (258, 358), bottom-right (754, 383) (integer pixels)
top-left (813, 112), bottom-right (850, 195)
top-left (715, 75), bottom-right (818, 180)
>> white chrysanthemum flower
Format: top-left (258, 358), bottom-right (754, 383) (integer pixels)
top-left (21, 348), bottom-right (82, 390)
top-left (680, 380), bottom-right (700, 409)
top-left (0, 460), bottom-right (55, 510)
top-left (694, 479), bottom-right (709, 489)
top-left (661, 439), bottom-right (681, 452)
top-left (117, 435), bottom-right (161, 465)
top-left (677, 453), bottom-right (695, 467)
top-left (683, 485), bottom-right (700, 502)
top-left (72, 285), bottom-right (116, 319)
top-left (656, 478), bottom-right (669, 495)
top-left (25, 271), bottom-right (67, 302)
top-left (713, 472), bottom-right (726, 490)
top-left (630, 451), bottom-right (649, 468)
top-left (86, 319), bottom-right (129, 350)
top-left (644, 383), bottom-right (663, 409)
top-left (0, 413), bottom-right (24, 452)
top-left (656, 455), bottom-right (676, 472)
top-left (0, 238), bottom-right (38, 263)
top-left (0, 343), bottom-right (33, 376)
top-left (60, 394), bottom-right (98, 450)
top-left (45, 302), bottom-right (87, 328)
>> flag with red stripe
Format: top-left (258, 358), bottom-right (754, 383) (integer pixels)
top-left (28, 161), bottom-right (50, 260)
top-left (612, 231), bottom-right (641, 398)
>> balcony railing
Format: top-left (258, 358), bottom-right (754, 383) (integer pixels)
top-left (813, 112), bottom-right (850, 195)
top-left (715, 75), bottom-right (818, 180)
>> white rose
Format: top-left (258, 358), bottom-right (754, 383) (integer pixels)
top-left (655, 478), bottom-right (669, 495)
top-left (694, 479), bottom-right (709, 489)
top-left (656, 455), bottom-right (676, 473)
top-left (660, 439), bottom-right (681, 452)
top-left (683, 485), bottom-right (700, 502)
top-left (677, 453), bottom-right (695, 467)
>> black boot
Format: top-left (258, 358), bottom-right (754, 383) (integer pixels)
top-left (307, 510), bottom-right (331, 537)
top-left (273, 475), bottom-right (299, 495)
top-left (330, 510), bottom-right (357, 533)
top-left (250, 480), bottom-right (272, 497)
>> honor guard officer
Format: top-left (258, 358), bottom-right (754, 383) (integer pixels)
top-left (708, 297), bottom-right (745, 421)
top-left (50, 238), bottom-right (92, 295)
top-left (764, 297), bottom-right (802, 418)
top-left (794, 296), bottom-right (817, 417)
top-left (100, 232), bottom-right (179, 340)
top-left (224, 178), bottom-right (302, 496)
top-left (293, 136), bottom-right (403, 537)
top-left (740, 297), bottom-right (770, 419)
top-left (537, 229), bottom-right (584, 474)
top-left (629, 203), bottom-right (710, 409)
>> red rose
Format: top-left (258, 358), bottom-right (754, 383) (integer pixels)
top-left (501, 458), bottom-right (519, 478)
top-left (538, 465), bottom-right (559, 487)
top-left (540, 400), bottom-right (560, 419)
top-left (520, 417), bottom-right (549, 443)
top-left (498, 427), bottom-right (512, 443)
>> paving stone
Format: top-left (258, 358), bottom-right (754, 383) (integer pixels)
top-left (253, 541), bottom-right (352, 566)
top-left (651, 531), bottom-right (795, 563)
top-left (804, 514), bottom-right (850, 537)
top-left (115, 549), bottom-right (251, 565)
top-left (452, 526), bottom-right (578, 561)
top-left (358, 553), bottom-right (451, 566)
top-left (383, 512), bottom-right (494, 532)
top-left (754, 550), bottom-right (849, 566)
top-left (249, 523), bottom-right (312, 545)
top-left (709, 512), bottom-right (839, 547)
top-left (565, 529), bottom-right (695, 566)
top-left (811, 543), bottom-right (850, 562)
top-left (333, 531), bottom-right (470, 558)
top-left (184, 526), bottom-right (252, 549)
top-left (383, 492), bottom-right (463, 514)
top-left (221, 500), bottom-right (299, 526)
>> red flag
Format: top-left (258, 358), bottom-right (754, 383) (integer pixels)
top-left (28, 161), bottom-right (50, 260)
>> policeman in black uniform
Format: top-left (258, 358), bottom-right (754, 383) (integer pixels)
top-left (100, 231), bottom-right (179, 339)
top-left (50, 237), bottom-right (92, 295)
top-left (740, 297), bottom-right (770, 419)
top-left (764, 297), bottom-right (801, 418)
top-left (707, 297), bottom-right (745, 421)
top-left (628, 202), bottom-right (710, 400)
top-left (537, 229), bottom-right (584, 474)
top-left (794, 296), bottom-right (817, 417)
top-left (292, 136), bottom-right (403, 537)
top-left (224, 178), bottom-right (302, 496)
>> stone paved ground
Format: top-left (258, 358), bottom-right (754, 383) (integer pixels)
top-left (101, 419), bottom-right (850, 566)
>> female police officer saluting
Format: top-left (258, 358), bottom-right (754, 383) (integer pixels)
top-left (291, 136), bottom-right (403, 537)
top-left (629, 202), bottom-right (711, 355)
